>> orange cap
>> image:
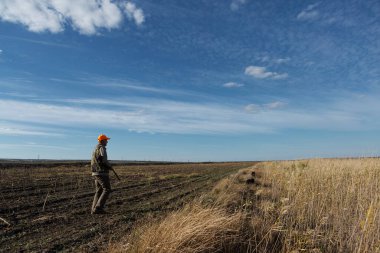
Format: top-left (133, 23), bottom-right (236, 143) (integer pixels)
top-left (98, 134), bottom-right (110, 141)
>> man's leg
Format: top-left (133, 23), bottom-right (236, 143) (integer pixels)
top-left (92, 179), bottom-right (102, 213)
top-left (94, 175), bottom-right (111, 211)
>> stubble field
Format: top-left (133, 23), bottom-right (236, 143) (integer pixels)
top-left (0, 161), bottom-right (255, 252)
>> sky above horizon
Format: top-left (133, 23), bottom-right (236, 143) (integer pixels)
top-left (0, 0), bottom-right (379, 161)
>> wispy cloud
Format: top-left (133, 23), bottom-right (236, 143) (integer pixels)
top-left (245, 101), bottom-right (286, 113)
top-left (230, 0), bottom-right (248, 11)
top-left (223, 82), bottom-right (244, 88)
top-left (297, 3), bottom-right (320, 21)
top-left (0, 91), bottom-right (378, 135)
top-left (0, 0), bottom-right (145, 35)
top-left (0, 127), bottom-right (58, 136)
top-left (0, 34), bottom-right (77, 48)
top-left (0, 76), bottom-right (42, 94)
top-left (0, 99), bottom-right (273, 134)
top-left (273, 58), bottom-right (290, 64)
top-left (258, 55), bottom-right (291, 65)
top-left (0, 91), bottom-right (37, 98)
top-left (244, 104), bottom-right (261, 113)
top-left (124, 2), bottom-right (145, 26)
top-left (0, 143), bottom-right (72, 150)
top-left (89, 80), bottom-right (211, 100)
top-left (0, 122), bottom-right (63, 137)
top-left (264, 101), bottom-right (287, 109)
top-left (245, 66), bottom-right (288, 80)
top-left (94, 81), bottom-right (178, 94)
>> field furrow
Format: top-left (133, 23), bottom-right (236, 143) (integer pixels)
top-left (0, 162), bottom-right (254, 252)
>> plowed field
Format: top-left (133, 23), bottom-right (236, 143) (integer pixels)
top-left (0, 162), bottom-right (255, 252)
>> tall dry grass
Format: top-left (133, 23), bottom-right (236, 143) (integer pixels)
top-left (119, 204), bottom-right (244, 253)
top-left (110, 158), bottom-right (380, 253)
top-left (110, 170), bottom-right (253, 253)
top-left (258, 158), bottom-right (380, 252)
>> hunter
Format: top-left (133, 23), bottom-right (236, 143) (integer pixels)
top-left (91, 134), bottom-right (113, 214)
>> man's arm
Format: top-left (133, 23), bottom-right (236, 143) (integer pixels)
top-left (99, 146), bottom-right (120, 180)
top-left (99, 146), bottom-right (112, 169)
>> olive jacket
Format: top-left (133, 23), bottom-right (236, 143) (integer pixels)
top-left (91, 144), bottom-right (112, 176)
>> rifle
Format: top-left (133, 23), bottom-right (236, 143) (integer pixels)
top-left (111, 167), bottom-right (121, 181)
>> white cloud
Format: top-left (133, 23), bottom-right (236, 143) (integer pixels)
top-left (244, 104), bottom-right (261, 113)
top-left (0, 128), bottom-right (56, 136)
top-left (95, 82), bottom-right (176, 94)
top-left (297, 3), bottom-right (320, 21)
top-left (264, 101), bottom-right (286, 109)
top-left (124, 2), bottom-right (145, 26)
top-left (51, 0), bottom-right (123, 35)
top-left (272, 73), bottom-right (289, 80)
top-left (0, 99), bottom-right (273, 134)
top-left (0, 0), bottom-right (145, 35)
top-left (0, 49), bottom-right (3, 54)
top-left (1, 91), bottom-right (379, 136)
top-left (230, 0), bottom-right (247, 11)
top-left (0, 0), bottom-right (63, 33)
top-left (259, 55), bottom-right (270, 62)
top-left (258, 55), bottom-right (290, 64)
top-left (274, 58), bottom-right (290, 64)
top-left (0, 143), bottom-right (71, 150)
top-left (223, 82), bottom-right (244, 88)
top-left (245, 101), bottom-right (286, 113)
top-left (0, 123), bottom-right (63, 136)
top-left (245, 66), bottom-right (288, 80)
top-left (245, 66), bottom-right (271, 78)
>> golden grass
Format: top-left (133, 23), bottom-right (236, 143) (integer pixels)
top-left (109, 169), bottom-right (251, 253)
top-left (258, 158), bottom-right (380, 252)
top-left (110, 158), bottom-right (380, 253)
top-left (111, 204), bottom-right (244, 253)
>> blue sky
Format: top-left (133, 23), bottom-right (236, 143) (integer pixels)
top-left (0, 0), bottom-right (379, 161)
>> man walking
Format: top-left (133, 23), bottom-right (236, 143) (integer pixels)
top-left (91, 134), bottom-right (113, 214)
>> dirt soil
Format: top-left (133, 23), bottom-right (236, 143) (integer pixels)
top-left (0, 162), bottom-right (255, 252)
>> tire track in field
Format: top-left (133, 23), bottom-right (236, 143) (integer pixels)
top-left (1, 179), bottom-right (81, 194)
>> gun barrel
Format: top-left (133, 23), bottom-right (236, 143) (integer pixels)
top-left (111, 168), bottom-right (121, 181)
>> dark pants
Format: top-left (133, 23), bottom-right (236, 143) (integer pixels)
top-left (92, 175), bottom-right (111, 212)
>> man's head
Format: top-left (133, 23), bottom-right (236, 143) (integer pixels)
top-left (98, 134), bottom-right (110, 145)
